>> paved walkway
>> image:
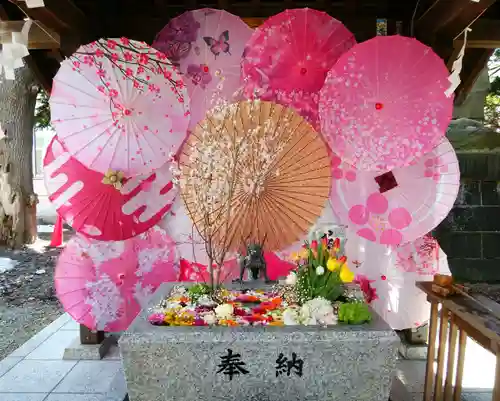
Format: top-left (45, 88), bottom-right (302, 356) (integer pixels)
top-left (0, 314), bottom-right (126, 401)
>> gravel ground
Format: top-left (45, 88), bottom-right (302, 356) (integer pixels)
top-left (0, 230), bottom-right (72, 360)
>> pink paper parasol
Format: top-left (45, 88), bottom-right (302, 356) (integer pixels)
top-left (44, 136), bottom-right (177, 241)
top-left (345, 230), bottom-right (450, 330)
top-left (153, 8), bottom-right (252, 128)
top-left (178, 252), bottom-right (294, 283)
top-left (319, 35), bottom-right (453, 171)
top-left (50, 38), bottom-right (190, 177)
top-left (55, 227), bottom-right (179, 331)
top-left (330, 138), bottom-right (460, 246)
top-left (241, 8), bottom-right (355, 127)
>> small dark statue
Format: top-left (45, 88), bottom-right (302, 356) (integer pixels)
top-left (234, 240), bottom-right (273, 283)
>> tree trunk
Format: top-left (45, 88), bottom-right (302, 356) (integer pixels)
top-left (0, 64), bottom-right (39, 248)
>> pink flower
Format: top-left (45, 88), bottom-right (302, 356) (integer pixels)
top-left (165, 70), bottom-right (172, 80)
top-left (354, 274), bottom-right (378, 304)
top-left (137, 66), bottom-right (145, 74)
top-left (133, 80), bottom-right (140, 89)
top-left (138, 54), bottom-right (149, 65)
top-left (109, 89), bottom-right (119, 98)
top-left (107, 39), bottom-right (117, 49)
top-left (148, 313), bottom-right (165, 325)
top-left (120, 37), bottom-right (130, 45)
top-left (72, 61), bottom-right (80, 68)
top-left (97, 86), bottom-right (105, 93)
top-left (310, 240), bottom-right (318, 250)
top-left (83, 55), bottom-right (93, 65)
top-left (124, 52), bottom-right (133, 62)
top-left (156, 51), bottom-right (167, 60)
top-left (96, 69), bottom-right (106, 77)
top-left (111, 53), bottom-right (119, 62)
top-left (125, 68), bottom-right (133, 76)
top-left (95, 49), bottom-right (104, 58)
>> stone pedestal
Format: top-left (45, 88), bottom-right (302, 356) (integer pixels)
top-left (119, 283), bottom-right (400, 401)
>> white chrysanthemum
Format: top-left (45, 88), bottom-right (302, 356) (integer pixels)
top-left (215, 303), bottom-right (234, 320)
top-left (283, 307), bottom-right (300, 325)
top-left (316, 265), bottom-right (325, 276)
top-left (301, 297), bottom-right (337, 326)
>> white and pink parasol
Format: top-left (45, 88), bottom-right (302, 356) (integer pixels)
top-left (153, 8), bottom-right (252, 129)
top-left (330, 139), bottom-right (460, 246)
top-left (346, 231), bottom-right (450, 330)
top-left (54, 227), bottom-right (179, 332)
top-left (43, 136), bottom-right (177, 241)
top-left (50, 38), bottom-right (190, 177)
top-left (319, 35), bottom-right (453, 171)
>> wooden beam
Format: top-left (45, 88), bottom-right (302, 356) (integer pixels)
top-left (454, 19), bottom-right (500, 48)
top-left (416, 0), bottom-right (496, 47)
top-left (416, 0), bottom-right (471, 42)
top-left (441, 0), bottom-right (497, 40)
top-left (0, 20), bottom-right (60, 49)
top-left (10, 0), bottom-right (86, 33)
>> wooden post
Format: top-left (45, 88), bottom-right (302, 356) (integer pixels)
top-left (493, 352), bottom-right (500, 401)
top-left (444, 319), bottom-right (458, 400)
top-left (453, 329), bottom-right (467, 401)
top-left (79, 324), bottom-right (105, 345)
top-left (434, 307), bottom-right (449, 400)
top-left (424, 301), bottom-right (439, 401)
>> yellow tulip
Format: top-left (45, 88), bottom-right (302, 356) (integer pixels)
top-left (327, 258), bottom-right (342, 272)
top-left (339, 264), bottom-right (355, 283)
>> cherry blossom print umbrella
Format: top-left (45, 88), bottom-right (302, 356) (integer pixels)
top-left (319, 35), bottom-right (453, 171)
top-left (345, 230), bottom-right (450, 330)
top-left (330, 138), bottom-right (460, 246)
top-left (55, 227), bottom-right (179, 331)
top-left (43, 136), bottom-right (177, 241)
top-left (157, 196), bottom-right (210, 266)
top-left (153, 8), bottom-right (252, 129)
top-left (178, 100), bottom-right (331, 253)
top-left (50, 38), bottom-right (190, 177)
top-left (241, 8), bottom-right (356, 128)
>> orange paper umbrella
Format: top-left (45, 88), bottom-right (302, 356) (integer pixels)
top-left (177, 100), bottom-right (331, 252)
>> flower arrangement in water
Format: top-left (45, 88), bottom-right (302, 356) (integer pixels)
top-left (148, 234), bottom-right (372, 327)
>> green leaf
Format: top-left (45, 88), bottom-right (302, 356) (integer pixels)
top-left (338, 303), bottom-right (372, 324)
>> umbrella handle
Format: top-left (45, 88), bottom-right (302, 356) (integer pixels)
top-left (118, 273), bottom-right (125, 286)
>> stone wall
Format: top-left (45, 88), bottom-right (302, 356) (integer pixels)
top-left (434, 152), bottom-right (500, 282)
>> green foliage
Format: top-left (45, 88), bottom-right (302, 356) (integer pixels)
top-left (187, 283), bottom-right (211, 303)
top-left (294, 240), bottom-right (344, 304)
top-left (338, 302), bottom-right (372, 325)
top-left (34, 90), bottom-right (51, 131)
top-left (490, 77), bottom-right (500, 97)
top-left (485, 94), bottom-right (500, 133)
